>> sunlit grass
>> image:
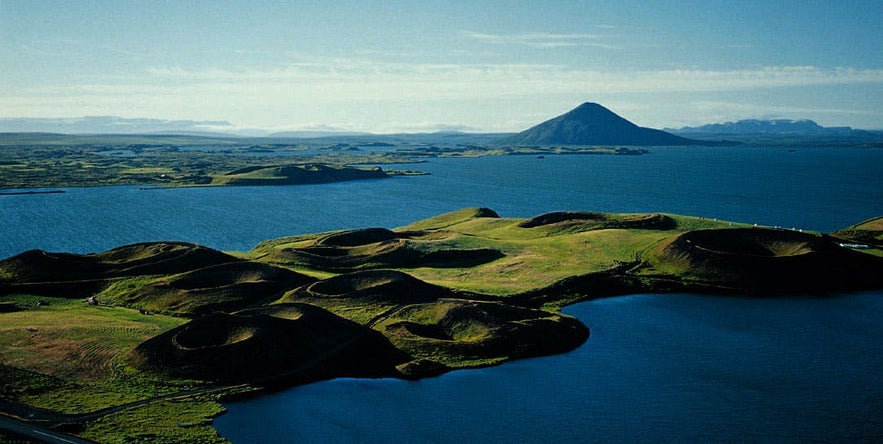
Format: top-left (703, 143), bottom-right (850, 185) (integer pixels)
top-left (0, 295), bottom-right (190, 412)
top-left (81, 396), bottom-right (228, 444)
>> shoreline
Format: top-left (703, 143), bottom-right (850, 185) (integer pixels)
top-left (0, 190), bottom-right (65, 196)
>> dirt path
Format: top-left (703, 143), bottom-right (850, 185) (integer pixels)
top-left (0, 413), bottom-right (97, 444)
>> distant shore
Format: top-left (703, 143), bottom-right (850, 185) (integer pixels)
top-left (0, 189), bottom-right (65, 196)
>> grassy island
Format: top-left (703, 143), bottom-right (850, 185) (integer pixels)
top-left (1, 208), bottom-right (882, 442)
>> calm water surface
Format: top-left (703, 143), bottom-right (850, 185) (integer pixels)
top-left (215, 291), bottom-right (883, 443)
top-left (2, 146), bottom-right (882, 257)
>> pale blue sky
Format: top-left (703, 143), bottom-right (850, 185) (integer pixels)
top-left (2, 0), bottom-right (881, 132)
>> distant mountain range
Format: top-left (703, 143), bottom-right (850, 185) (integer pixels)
top-left (504, 102), bottom-right (697, 146)
top-left (668, 119), bottom-right (883, 143)
top-left (671, 119), bottom-right (844, 135)
top-left (2, 106), bottom-right (880, 146)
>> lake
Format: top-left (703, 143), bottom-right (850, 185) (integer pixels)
top-left (214, 291), bottom-right (883, 443)
top-left (2, 145), bottom-right (883, 442)
top-left (2, 146), bottom-right (883, 258)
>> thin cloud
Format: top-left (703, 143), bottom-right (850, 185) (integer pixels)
top-left (0, 116), bottom-right (233, 134)
top-left (461, 31), bottom-right (617, 49)
top-left (387, 122), bottom-right (481, 133)
top-left (9, 64), bottom-right (883, 112)
top-left (141, 62), bottom-right (883, 94)
top-left (4, 62), bottom-right (882, 131)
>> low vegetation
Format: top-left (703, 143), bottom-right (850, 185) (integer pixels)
top-left (2, 208), bottom-right (882, 442)
top-left (0, 133), bottom-right (647, 190)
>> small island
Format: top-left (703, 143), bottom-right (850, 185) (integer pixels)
top-left (1, 208), bottom-right (882, 442)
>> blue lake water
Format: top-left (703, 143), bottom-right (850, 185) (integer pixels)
top-left (2, 146), bottom-right (883, 258)
top-left (3, 145), bottom-right (883, 442)
top-left (215, 291), bottom-right (883, 443)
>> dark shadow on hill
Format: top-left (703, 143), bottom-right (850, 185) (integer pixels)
top-left (0, 242), bottom-right (236, 282)
top-left (0, 242), bottom-right (315, 315)
top-left (830, 216), bottom-right (883, 248)
top-left (129, 303), bottom-right (409, 385)
top-left (379, 299), bottom-right (589, 378)
top-left (0, 242), bottom-right (240, 298)
top-left (654, 228), bottom-right (883, 294)
top-left (101, 261), bottom-right (315, 315)
top-left (283, 270), bottom-right (456, 305)
top-left (266, 229), bottom-right (505, 272)
top-left (519, 211), bottom-right (675, 233)
top-left (279, 269), bottom-right (588, 379)
top-left (509, 226), bottom-right (883, 307)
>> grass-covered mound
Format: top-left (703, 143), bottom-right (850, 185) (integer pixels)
top-left (314, 227), bottom-right (401, 246)
top-left (518, 211), bottom-right (675, 232)
top-left (831, 216), bottom-right (883, 249)
top-left (0, 242), bottom-right (240, 298)
top-left (97, 261), bottom-right (314, 315)
top-left (130, 303), bottom-right (408, 384)
top-left (279, 269), bottom-right (486, 326)
top-left (377, 300), bottom-right (589, 371)
top-left (0, 242), bottom-right (315, 317)
top-left (1, 242), bottom-right (237, 282)
top-left (649, 227), bottom-right (883, 293)
top-left (260, 228), bottom-right (504, 272)
top-left (285, 269), bottom-right (451, 304)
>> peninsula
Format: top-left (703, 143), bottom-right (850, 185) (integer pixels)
top-left (1, 208), bottom-right (882, 442)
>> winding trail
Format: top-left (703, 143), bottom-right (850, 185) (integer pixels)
top-left (0, 412), bottom-right (96, 444)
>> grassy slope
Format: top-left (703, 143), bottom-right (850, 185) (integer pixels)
top-left (253, 208), bottom-right (746, 295)
top-left (2, 208), bottom-right (881, 443)
top-left (0, 295), bottom-right (191, 411)
top-left (0, 295), bottom-right (228, 443)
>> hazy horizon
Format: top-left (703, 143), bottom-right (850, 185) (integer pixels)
top-left (2, 1), bottom-right (881, 133)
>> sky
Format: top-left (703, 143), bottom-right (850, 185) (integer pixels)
top-left (1, 0), bottom-right (882, 133)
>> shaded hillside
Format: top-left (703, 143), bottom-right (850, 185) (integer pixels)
top-left (283, 269), bottom-right (454, 305)
top-left (0, 242), bottom-right (236, 282)
top-left (0, 242), bottom-right (241, 298)
top-left (518, 211), bottom-right (675, 232)
top-left (130, 303), bottom-right (408, 383)
top-left (97, 261), bottom-right (314, 315)
top-left (377, 300), bottom-right (589, 372)
top-left (830, 216), bottom-right (883, 248)
top-left (648, 227), bottom-right (883, 293)
top-left (503, 102), bottom-right (698, 146)
top-left (0, 242), bottom-right (314, 315)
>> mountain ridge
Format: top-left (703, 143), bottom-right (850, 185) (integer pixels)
top-left (672, 118), bottom-right (850, 135)
top-left (503, 102), bottom-right (699, 146)
top-left (668, 118), bottom-right (883, 144)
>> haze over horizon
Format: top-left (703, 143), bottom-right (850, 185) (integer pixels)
top-left (1, 0), bottom-right (881, 134)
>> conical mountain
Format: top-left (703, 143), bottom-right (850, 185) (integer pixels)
top-left (504, 102), bottom-right (696, 146)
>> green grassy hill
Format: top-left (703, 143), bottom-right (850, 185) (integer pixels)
top-left (2, 208), bottom-right (882, 443)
